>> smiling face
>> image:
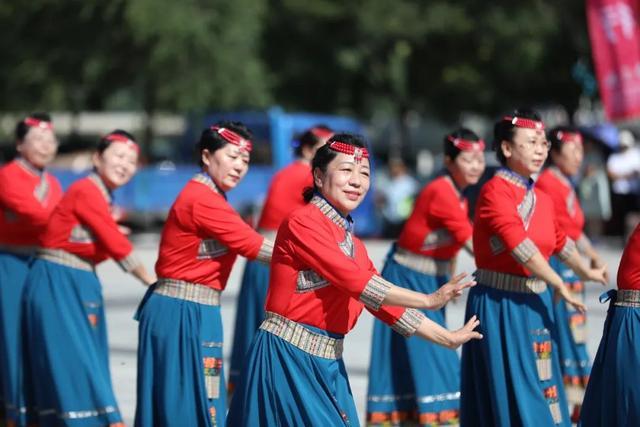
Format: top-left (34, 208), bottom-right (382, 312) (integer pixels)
top-left (17, 126), bottom-right (58, 169)
top-left (501, 127), bottom-right (549, 177)
top-left (313, 152), bottom-right (371, 216)
top-left (92, 142), bottom-right (139, 189)
top-left (551, 140), bottom-right (584, 177)
top-left (201, 143), bottom-right (250, 192)
top-left (446, 150), bottom-right (486, 187)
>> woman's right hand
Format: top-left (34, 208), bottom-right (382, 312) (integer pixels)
top-left (446, 315), bottom-right (483, 349)
top-left (554, 285), bottom-right (587, 314)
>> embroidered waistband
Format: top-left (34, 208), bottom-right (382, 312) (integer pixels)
top-left (393, 247), bottom-right (451, 276)
top-left (475, 269), bottom-right (547, 294)
top-left (154, 278), bottom-right (221, 306)
top-left (615, 289), bottom-right (640, 308)
top-left (0, 244), bottom-right (37, 257)
top-left (37, 248), bottom-right (94, 272)
top-left (260, 311), bottom-right (344, 360)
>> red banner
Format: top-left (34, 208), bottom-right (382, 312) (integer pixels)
top-left (587, 0), bottom-right (640, 120)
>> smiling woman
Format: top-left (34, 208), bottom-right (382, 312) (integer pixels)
top-left (227, 133), bottom-right (482, 427)
top-left (22, 130), bottom-right (154, 427)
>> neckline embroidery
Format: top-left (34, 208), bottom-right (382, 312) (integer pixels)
top-left (495, 167), bottom-right (534, 190)
top-left (310, 194), bottom-right (353, 231)
top-left (88, 173), bottom-right (113, 204)
top-left (192, 173), bottom-right (226, 199)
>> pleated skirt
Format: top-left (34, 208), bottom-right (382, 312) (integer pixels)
top-left (23, 258), bottom-right (124, 427)
top-left (0, 251), bottom-right (32, 426)
top-left (366, 254), bottom-right (460, 426)
top-left (549, 256), bottom-right (590, 406)
top-left (580, 290), bottom-right (640, 427)
top-left (134, 286), bottom-right (226, 427)
top-left (227, 326), bottom-right (357, 426)
top-left (228, 260), bottom-right (270, 393)
top-left (460, 281), bottom-right (570, 427)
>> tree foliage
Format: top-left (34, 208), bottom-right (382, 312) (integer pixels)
top-left (0, 0), bottom-right (592, 119)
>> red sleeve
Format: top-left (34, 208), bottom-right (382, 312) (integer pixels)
top-left (0, 175), bottom-right (53, 226)
top-left (361, 257), bottom-right (409, 326)
top-left (430, 190), bottom-right (472, 245)
top-left (549, 200), bottom-right (575, 260)
top-left (477, 185), bottom-right (538, 263)
top-left (74, 190), bottom-right (133, 262)
top-left (193, 197), bottom-right (264, 260)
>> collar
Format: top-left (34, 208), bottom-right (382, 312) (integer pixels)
top-left (192, 172), bottom-right (227, 199)
top-left (310, 193), bottom-right (353, 231)
top-left (88, 173), bottom-right (113, 203)
top-left (495, 167), bottom-right (535, 190)
top-left (15, 157), bottom-right (44, 177)
top-left (443, 173), bottom-right (465, 201)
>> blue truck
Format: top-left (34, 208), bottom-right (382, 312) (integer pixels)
top-left (51, 108), bottom-right (380, 236)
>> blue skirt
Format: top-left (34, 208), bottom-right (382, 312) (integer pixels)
top-left (134, 287), bottom-right (226, 427)
top-left (366, 253), bottom-right (460, 426)
top-left (228, 260), bottom-right (270, 392)
top-left (460, 281), bottom-right (570, 427)
top-left (580, 291), bottom-right (640, 426)
top-left (227, 327), bottom-right (357, 426)
top-left (23, 258), bottom-right (124, 427)
top-left (0, 251), bottom-right (32, 426)
top-left (549, 256), bottom-right (590, 406)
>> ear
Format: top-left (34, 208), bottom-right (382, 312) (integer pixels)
top-left (91, 152), bottom-right (101, 170)
top-left (501, 140), bottom-right (513, 159)
top-left (443, 155), bottom-right (453, 168)
top-left (313, 167), bottom-right (324, 189)
top-left (201, 149), bottom-right (211, 167)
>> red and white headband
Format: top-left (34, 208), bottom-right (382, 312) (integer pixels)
top-left (211, 126), bottom-right (253, 152)
top-left (503, 116), bottom-right (545, 131)
top-left (328, 141), bottom-right (369, 163)
top-left (555, 131), bottom-right (582, 144)
top-left (24, 117), bottom-right (53, 130)
top-left (447, 136), bottom-right (485, 152)
top-left (105, 133), bottom-right (140, 153)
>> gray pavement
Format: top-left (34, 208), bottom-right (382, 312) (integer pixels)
top-left (100, 235), bottom-right (623, 426)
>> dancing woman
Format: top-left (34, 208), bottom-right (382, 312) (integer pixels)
top-left (459, 110), bottom-right (606, 427)
top-left (227, 133), bottom-right (482, 426)
top-left (366, 128), bottom-right (485, 426)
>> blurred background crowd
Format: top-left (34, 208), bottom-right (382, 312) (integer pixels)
top-left (1, 0), bottom-right (639, 241)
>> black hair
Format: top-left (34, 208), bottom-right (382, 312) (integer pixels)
top-left (547, 125), bottom-right (580, 154)
top-left (97, 129), bottom-right (137, 155)
top-left (493, 107), bottom-right (542, 165)
top-left (294, 125), bottom-right (332, 157)
top-left (196, 121), bottom-right (253, 167)
top-left (302, 133), bottom-right (369, 202)
top-left (444, 128), bottom-right (482, 160)
top-left (15, 112), bottom-right (52, 141)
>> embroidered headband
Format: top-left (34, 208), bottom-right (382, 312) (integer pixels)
top-left (555, 131), bottom-right (582, 144)
top-left (211, 126), bottom-right (253, 152)
top-left (328, 141), bottom-right (369, 163)
top-left (105, 133), bottom-right (140, 153)
top-left (24, 117), bottom-right (53, 130)
top-left (446, 136), bottom-right (486, 152)
top-left (310, 127), bottom-right (334, 140)
top-left (503, 116), bottom-right (545, 131)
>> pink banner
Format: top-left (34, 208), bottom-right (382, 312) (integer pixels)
top-left (587, 0), bottom-right (640, 120)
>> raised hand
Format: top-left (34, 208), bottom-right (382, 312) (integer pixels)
top-left (425, 272), bottom-right (476, 310)
top-left (446, 315), bottom-right (483, 349)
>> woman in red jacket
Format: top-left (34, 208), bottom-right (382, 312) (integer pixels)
top-left (0, 114), bottom-right (63, 427)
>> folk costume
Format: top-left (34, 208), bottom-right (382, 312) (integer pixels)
top-left (227, 142), bottom-right (427, 427)
top-left (366, 136), bottom-right (483, 426)
top-left (134, 127), bottom-right (272, 427)
top-left (23, 171), bottom-right (139, 427)
top-left (0, 126), bottom-right (62, 427)
top-left (460, 117), bottom-right (575, 427)
top-left (537, 134), bottom-right (591, 409)
top-left (580, 223), bottom-right (640, 426)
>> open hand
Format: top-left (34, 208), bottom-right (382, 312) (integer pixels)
top-left (554, 285), bottom-right (587, 314)
top-left (447, 315), bottom-right (483, 349)
top-left (425, 273), bottom-right (476, 310)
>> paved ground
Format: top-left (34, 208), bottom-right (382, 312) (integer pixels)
top-left (101, 235), bottom-right (624, 425)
